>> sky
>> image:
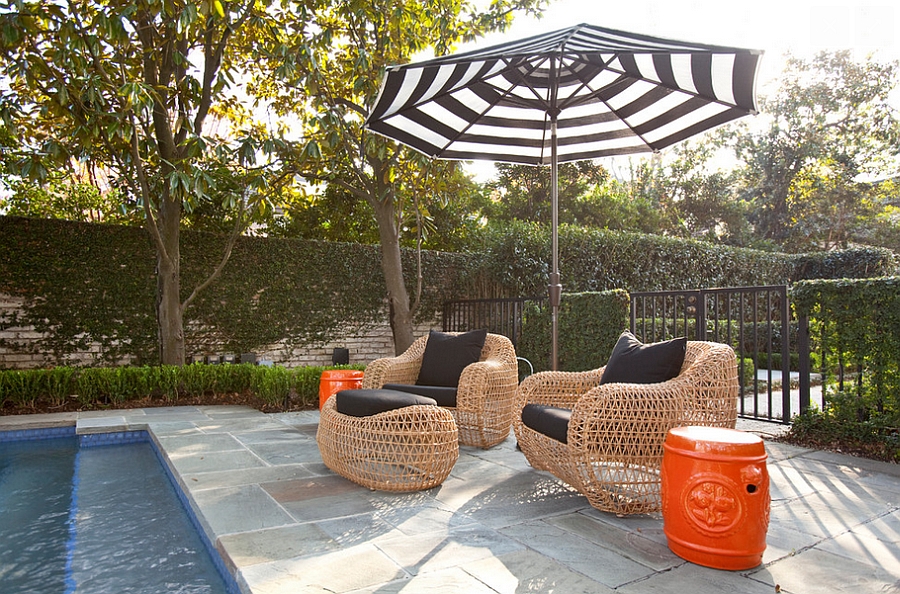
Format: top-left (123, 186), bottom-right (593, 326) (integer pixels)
top-left (456, 0), bottom-right (899, 180)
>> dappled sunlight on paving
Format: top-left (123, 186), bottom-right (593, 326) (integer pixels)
top-left (3, 406), bottom-right (898, 594)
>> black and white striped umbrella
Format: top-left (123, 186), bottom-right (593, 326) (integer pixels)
top-left (365, 23), bottom-right (762, 369)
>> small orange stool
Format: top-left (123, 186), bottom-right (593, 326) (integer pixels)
top-left (318, 370), bottom-right (364, 409)
top-left (661, 426), bottom-right (770, 570)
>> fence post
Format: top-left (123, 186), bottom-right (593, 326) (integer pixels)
top-left (693, 292), bottom-right (705, 340)
top-left (798, 314), bottom-right (810, 416)
top-left (781, 286), bottom-right (792, 423)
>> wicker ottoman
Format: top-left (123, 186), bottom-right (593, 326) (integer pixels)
top-left (317, 389), bottom-right (459, 492)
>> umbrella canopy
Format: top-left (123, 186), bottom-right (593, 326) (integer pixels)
top-left (365, 23), bottom-right (762, 369)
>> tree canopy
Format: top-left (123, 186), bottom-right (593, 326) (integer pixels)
top-left (245, 0), bottom-right (545, 352)
top-left (732, 51), bottom-right (900, 252)
top-left (0, 0), bottom-right (292, 363)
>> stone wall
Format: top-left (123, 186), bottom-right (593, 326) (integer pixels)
top-left (199, 321), bottom-right (439, 368)
top-left (0, 294), bottom-right (46, 369)
top-left (0, 294), bottom-right (134, 369)
top-left (0, 292), bottom-right (437, 369)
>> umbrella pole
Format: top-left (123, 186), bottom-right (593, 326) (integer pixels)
top-left (549, 110), bottom-right (561, 371)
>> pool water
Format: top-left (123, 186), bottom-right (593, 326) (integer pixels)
top-left (0, 434), bottom-right (231, 593)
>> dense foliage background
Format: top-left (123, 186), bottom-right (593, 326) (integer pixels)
top-left (2, 216), bottom-right (895, 367)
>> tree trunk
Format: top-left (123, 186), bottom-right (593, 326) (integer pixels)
top-left (369, 192), bottom-right (416, 355)
top-left (155, 193), bottom-right (185, 366)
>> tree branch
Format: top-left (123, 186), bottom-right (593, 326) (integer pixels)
top-left (128, 116), bottom-right (170, 269)
top-left (182, 198), bottom-right (246, 311)
top-left (194, 0), bottom-right (256, 135)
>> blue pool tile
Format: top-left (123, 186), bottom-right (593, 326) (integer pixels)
top-left (0, 425), bottom-right (76, 442)
top-left (78, 430), bottom-right (149, 448)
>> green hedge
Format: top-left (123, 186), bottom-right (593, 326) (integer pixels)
top-left (792, 276), bottom-right (900, 426)
top-left (0, 363), bottom-right (364, 410)
top-left (775, 272), bottom-right (900, 462)
top-left (0, 217), bottom-right (469, 366)
top-left (517, 290), bottom-right (630, 372)
top-left (2, 216), bottom-right (895, 369)
top-left (792, 249), bottom-right (897, 281)
top-left (464, 222), bottom-right (895, 298)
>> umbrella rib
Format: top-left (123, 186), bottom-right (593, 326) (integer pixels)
top-left (549, 53), bottom-right (655, 152)
top-left (433, 54), bottom-right (555, 159)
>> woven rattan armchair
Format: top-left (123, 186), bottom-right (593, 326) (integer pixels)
top-left (513, 341), bottom-right (739, 515)
top-left (317, 395), bottom-right (459, 491)
top-left (363, 332), bottom-right (519, 448)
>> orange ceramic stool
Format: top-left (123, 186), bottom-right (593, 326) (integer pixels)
top-left (661, 426), bottom-right (770, 570)
top-left (318, 370), bottom-right (364, 409)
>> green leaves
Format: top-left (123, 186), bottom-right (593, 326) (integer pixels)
top-left (733, 51), bottom-right (900, 251)
top-left (176, 3), bottom-right (198, 34)
top-left (168, 169), bottom-right (193, 199)
top-left (118, 81), bottom-right (153, 112)
top-left (238, 135), bottom-right (257, 166)
top-left (792, 276), bottom-right (900, 433)
top-left (17, 154), bottom-right (48, 181)
top-left (0, 363), bottom-right (364, 410)
top-left (304, 140), bottom-right (321, 159)
top-left (0, 0), bottom-right (288, 213)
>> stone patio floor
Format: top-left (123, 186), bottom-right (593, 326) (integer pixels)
top-left (1, 406), bottom-right (898, 594)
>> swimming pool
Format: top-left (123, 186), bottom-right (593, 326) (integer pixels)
top-left (0, 429), bottom-right (236, 593)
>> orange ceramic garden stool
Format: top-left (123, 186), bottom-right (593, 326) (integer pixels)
top-left (661, 426), bottom-right (770, 570)
top-left (318, 370), bottom-right (364, 409)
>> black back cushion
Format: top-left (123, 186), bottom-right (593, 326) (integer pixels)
top-left (416, 329), bottom-right (487, 387)
top-left (599, 331), bottom-right (687, 385)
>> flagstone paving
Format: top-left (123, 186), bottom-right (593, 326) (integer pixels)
top-left (2, 406), bottom-right (898, 593)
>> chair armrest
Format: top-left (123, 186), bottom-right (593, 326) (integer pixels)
top-left (362, 335), bottom-right (429, 389)
top-left (456, 358), bottom-right (518, 409)
top-left (680, 341), bottom-right (739, 428)
top-left (515, 368), bottom-right (605, 410)
top-left (567, 379), bottom-right (688, 453)
top-left (362, 355), bottom-right (420, 388)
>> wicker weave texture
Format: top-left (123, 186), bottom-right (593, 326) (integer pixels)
top-left (317, 396), bottom-right (459, 492)
top-left (363, 333), bottom-right (519, 449)
top-left (514, 341), bottom-right (739, 515)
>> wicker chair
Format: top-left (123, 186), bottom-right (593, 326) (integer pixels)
top-left (317, 395), bottom-right (459, 491)
top-left (363, 332), bottom-right (519, 449)
top-left (513, 341), bottom-right (739, 515)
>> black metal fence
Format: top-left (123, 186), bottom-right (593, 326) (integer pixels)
top-left (442, 297), bottom-right (543, 347)
top-left (443, 286), bottom-right (811, 424)
top-left (631, 286), bottom-right (795, 423)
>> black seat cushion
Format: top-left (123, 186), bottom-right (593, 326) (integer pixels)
top-left (416, 329), bottom-right (487, 387)
top-left (382, 383), bottom-right (457, 408)
top-left (599, 331), bottom-right (687, 385)
top-left (335, 389), bottom-right (438, 417)
top-left (521, 404), bottom-right (572, 444)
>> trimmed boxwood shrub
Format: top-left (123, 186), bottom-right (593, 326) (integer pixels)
top-left (0, 364), bottom-right (364, 411)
